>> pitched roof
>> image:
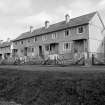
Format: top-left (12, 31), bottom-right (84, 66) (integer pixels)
top-left (14, 32), bottom-right (32, 42)
top-left (13, 12), bottom-right (96, 41)
top-left (0, 41), bottom-right (11, 48)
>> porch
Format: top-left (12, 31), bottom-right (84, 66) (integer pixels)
top-left (44, 43), bottom-right (59, 55)
top-left (73, 39), bottom-right (88, 58)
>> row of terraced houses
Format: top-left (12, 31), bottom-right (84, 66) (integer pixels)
top-left (0, 11), bottom-right (105, 64)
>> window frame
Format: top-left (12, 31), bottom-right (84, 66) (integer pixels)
top-left (52, 33), bottom-right (57, 39)
top-left (28, 39), bottom-right (30, 43)
top-left (34, 37), bottom-right (37, 42)
top-left (65, 29), bottom-right (70, 37)
top-left (64, 42), bottom-right (71, 50)
top-left (15, 42), bottom-right (17, 45)
top-left (77, 26), bottom-right (84, 34)
top-left (42, 35), bottom-right (47, 41)
top-left (32, 48), bottom-right (34, 52)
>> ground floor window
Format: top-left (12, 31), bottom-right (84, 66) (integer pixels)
top-left (27, 47), bottom-right (34, 52)
top-left (64, 42), bottom-right (71, 50)
top-left (32, 48), bottom-right (34, 52)
top-left (45, 45), bottom-right (49, 51)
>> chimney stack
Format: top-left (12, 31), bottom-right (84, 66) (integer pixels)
top-left (30, 26), bottom-right (33, 32)
top-left (45, 20), bottom-right (50, 28)
top-left (65, 14), bottom-right (70, 23)
top-left (7, 38), bottom-right (10, 42)
top-left (0, 40), bottom-right (3, 44)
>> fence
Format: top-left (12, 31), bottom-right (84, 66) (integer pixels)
top-left (43, 52), bottom-right (85, 65)
top-left (90, 52), bottom-right (105, 65)
top-left (0, 52), bottom-right (105, 66)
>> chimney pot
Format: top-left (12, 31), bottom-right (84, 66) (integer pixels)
top-left (45, 20), bottom-right (50, 28)
top-left (65, 14), bottom-right (70, 23)
top-left (30, 26), bottom-right (33, 32)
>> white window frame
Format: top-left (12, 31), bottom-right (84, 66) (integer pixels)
top-left (65, 29), bottom-right (70, 37)
top-left (77, 26), bottom-right (84, 34)
top-left (34, 37), bottom-right (37, 42)
top-left (31, 47), bottom-right (34, 52)
top-left (42, 35), bottom-right (47, 41)
top-left (52, 33), bottom-right (57, 39)
top-left (20, 41), bottom-right (23, 44)
top-left (28, 39), bottom-right (30, 43)
top-left (63, 42), bottom-right (71, 51)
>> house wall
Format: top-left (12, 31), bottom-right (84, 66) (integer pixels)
top-left (13, 24), bottom-right (89, 58)
top-left (0, 46), bottom-right (11, 59)
top-left (89, 14), bottom-right (105, 55)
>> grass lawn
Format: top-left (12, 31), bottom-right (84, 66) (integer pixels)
top-left (0, 65), bottom-right (105, 105)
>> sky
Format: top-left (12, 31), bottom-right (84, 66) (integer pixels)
top-left (0, 0), bottom-right (105, 41)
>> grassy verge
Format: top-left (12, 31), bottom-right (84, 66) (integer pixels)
top-left (0, 68), bottom-right (105, 105)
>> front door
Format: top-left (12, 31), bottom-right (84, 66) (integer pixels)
top-left (39, 46), bottom-right (43, 57)
top-left (24, 47), bottom-right (28, 56)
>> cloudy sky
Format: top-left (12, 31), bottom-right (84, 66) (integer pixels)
top-left (0, 0), bottom-right (105, 41)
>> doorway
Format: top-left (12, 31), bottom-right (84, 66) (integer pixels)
top-left (24, 47), bottom-right (28, 56)
top-left (39, 46), bottom-right (43, 57)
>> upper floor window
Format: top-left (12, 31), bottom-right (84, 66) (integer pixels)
top-left (21, 41), bottom-right (23, 44)
top-left (52, 33), bottom-right (57, 39)
top-left (77, 26), bottom-right (84, 34)
top-left (14, 49), bottom-right (18, 53)
top-left (28, 39), bottom-right (30, 43)
top-left (34, 37), bottom-right (37, 42)
top-left (65, 29), bottom-right (69, 37)
top-left (42, 35), bottom-right (47, 41)
top-left (15, 42), bottom-right (17, 45)
top-left (64, 42), bottom-right (71, 50)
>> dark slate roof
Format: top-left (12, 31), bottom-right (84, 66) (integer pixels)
top-left (0, 41), bottom-right (11, 48)
top-left (13, 32), bottom-right (32, 42)
top-left (13, 12), bottom-right (96, 41)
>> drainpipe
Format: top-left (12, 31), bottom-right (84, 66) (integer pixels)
top-left (84, 39), bottom-right (89, 65)
top-left (49, 44), bottom-right (50, 55)
top-left (103, 38), bottom-right (105, 62)
top-left (83, 40), bottom-right (86, 65)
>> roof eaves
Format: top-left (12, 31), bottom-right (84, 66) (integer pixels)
top-left (13, 23), bottom-right (89, 42)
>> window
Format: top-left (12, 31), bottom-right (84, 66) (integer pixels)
top-left (52, 33), bottom-right (57, 39)
top-left (28, 39), bottom-right (30, 43)
top-left (45, 45), bottom-right (49, 51)
top-left (15, 42), bottom-right (17, 45)
top-left (64, 43), bottom-right (71, 50)
top-left (21, 49), bottom-right (23, 53)
top-left (42, 35), bottom-right (47, 41)
top-left (14, 49), bottom-right (18, 53)
top-left (21, 41), bottom-right (23, 44)
top-left (65, 29), bottom-right (69, 36)
top-left (34, 37), bottom-right (37, 42)
top-left (102, 42), bottom-right (104, 46)
top-left (32, 48), bottom-right (34, 52)
top-left (77, 26), bottom-right (84, 34)
top-left (27, 47), bottom-right (31, 52)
